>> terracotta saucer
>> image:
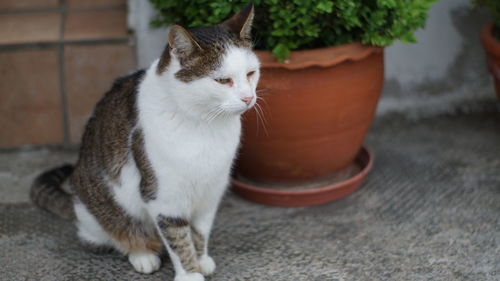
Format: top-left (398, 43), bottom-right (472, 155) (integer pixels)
top-left (231, 147), bottom-right (373, 207)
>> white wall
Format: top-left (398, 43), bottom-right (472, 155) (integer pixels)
top-left (128, 0), bottom-right (496, 117)
top-left (380, 0), bottom-right (495, 117)
top-left (128, 0), bottom-right (168, 68)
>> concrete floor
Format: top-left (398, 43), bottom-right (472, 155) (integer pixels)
top-left (1, 112), bottom-right (499, 281)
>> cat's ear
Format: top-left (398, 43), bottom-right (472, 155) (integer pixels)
top-left (222, 3), bottom-right (254, 41)
top-left (168, 25), bottom-right (202, 57)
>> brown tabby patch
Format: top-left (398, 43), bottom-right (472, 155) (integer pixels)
top-left (70, 70), bottom-right (163, 254)
top-left (158, 25), bottom-right (252, 82)
top-left (156, 45), bottom-right (171, 75)
top-left (157, 215), bottom-right (200, 273)
top-left (157, 216), bottom-right (189, 228)
top-left (191, 226), bottom-right (205, 257)
top-left (111, 228), bottom-right (163, 253)
top-left (132, 128), bottom-right (158, 201)
top-left (30, 164), bottom-right (75, 220)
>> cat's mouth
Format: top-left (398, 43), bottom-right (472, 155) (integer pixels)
top-left (232, 106), bottom-right (251, 115)
top-left (223, 102), bottom-right (255, 115)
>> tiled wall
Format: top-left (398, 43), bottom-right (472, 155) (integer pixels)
top-left (0, 0), bottom-right (137, 147)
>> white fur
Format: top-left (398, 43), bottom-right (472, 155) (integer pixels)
top-left (199, 255), bottom-right (216, 275)
top-left (74, 202), bottom-right (113, 247)
top-left (211, 47), bottom-right (261, 112)
top-left (138, 45), bottom-right (259, 218)
top-left (73, 43), bottom-right (259, 279)
top-left (128, 251), bottom-right (161, 274)
top-left (110, 155), bottom-right (149, 221)
top-left (136, 45), bottom-right (259, 279)
top-left (174, 273), bottom-right (204, 281)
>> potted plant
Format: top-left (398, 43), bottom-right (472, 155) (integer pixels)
top-left (150, 0), bottom-right (436, 206)
top-left (476, 0), bottom-right (500, 99)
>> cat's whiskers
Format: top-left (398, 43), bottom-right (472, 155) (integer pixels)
top-left (209, 108), bottom-right (225, 123)
top-left (256, 97), bottom-right (270, 127)
top-left (208, 105), bottom-right (232, 124)
top-left (203, 103), bottom-right (220, 118)
top-left (204, 106), bottom-right (220, 120)
top-left (256, 88), bottom-right (270, 97)
top-left (221, 105), bottom-right (240, 121)
top-left (253, 101), bottom-right (269, 136)
top-left (256, 96), bottom-right (269, 107)
top-left (204, 106), bottom-right (223, 124)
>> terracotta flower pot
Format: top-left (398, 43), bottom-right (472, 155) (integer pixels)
top-left (235, 43), bottom-right (384, 183)
top-left (481, 23), bottom-right (500, 99)
top-left (232, 43), bottom-right (383, 206)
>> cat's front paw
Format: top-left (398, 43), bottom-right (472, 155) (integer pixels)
top-left (128, 251), bottom-right (161, 274)
top-left (198, 255), bottom-right (216, 276)
top-left (174, 272), bottom-right (204, 281)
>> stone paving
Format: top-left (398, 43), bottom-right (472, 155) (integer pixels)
top-left (1, 112), bottom-right (499, 281)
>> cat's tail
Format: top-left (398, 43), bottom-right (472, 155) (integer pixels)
top-left (30, 164), bottom-right (76, 220)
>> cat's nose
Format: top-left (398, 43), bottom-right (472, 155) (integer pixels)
top-left (241, 97), bottom-right (253, 105)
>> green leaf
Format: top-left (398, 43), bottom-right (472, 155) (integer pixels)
top-left (272, 43), bottom-right (290, 62)
top-left (149, 0), bottom-right (438, 60)
top-left (316, 1), bottom-right (333, 13)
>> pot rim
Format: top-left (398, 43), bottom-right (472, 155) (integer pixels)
top-left (481, 23), bottom-right (500, 57)
top-left (255, 43), bottom-right (383, 70)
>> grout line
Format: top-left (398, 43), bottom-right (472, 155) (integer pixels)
top-left (63, 5), bottom-right (127, 13)
top-left (0, 143), bottom-right (80, 152)
top-left (0, 38), bottom-right (131, 51)
top-left (63, 38), bottom-right (132, 45)
top-left (0, 43), bottom-right (58, 51)
top-left (0, 0), bottom-right (131, 51)
top-left (58, 0), bottom-right (70, 145)
top-left (0, 4), bottom-right (126, 15)
top-left (0, 7), bottom-right (62, 15)
top-left (0, 0), bottom-right (136, 147)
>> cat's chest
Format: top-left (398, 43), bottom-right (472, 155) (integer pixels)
top-left (143, 118), bottom-right (241, 175)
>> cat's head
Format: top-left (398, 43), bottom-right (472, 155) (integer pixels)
top-left (156, 4), bottom-right (260, 121)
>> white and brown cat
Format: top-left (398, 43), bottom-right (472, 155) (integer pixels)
top-left (30, 4), bottom-right (259, 281)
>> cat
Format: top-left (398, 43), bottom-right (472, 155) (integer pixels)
top-left (30, 4), bottom-right (259, 281)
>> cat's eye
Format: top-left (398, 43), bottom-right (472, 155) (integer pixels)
top-left (214, 78), bottom-right (233, 86)
top-left (247, 71), bottom-right (255, 78)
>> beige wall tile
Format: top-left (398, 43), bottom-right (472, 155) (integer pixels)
top-left (0, 49), bottom-right (64, 147)
top-left (0, 0), bottom-right (59, 11)
top-left (0, 12), bottom-right (61, 45)
top-left (64, 10), bottom-right (128, 42)
top-left (64, 44), bottom-right (136, 143)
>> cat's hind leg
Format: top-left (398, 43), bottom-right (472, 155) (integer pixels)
top-left (107, 219), bottom-right (163, 274)
top-left (119, 232), bottom-right (162, 274)
top-left (76, 202), bottom-right (163, 273)
top-left (108, 220), bottom-right (163, 274)
top-left (74, 202), bottom-right (115, 252)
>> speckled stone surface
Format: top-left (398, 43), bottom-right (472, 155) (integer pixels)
top-left (1, 112), bottom-right (499, 281)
